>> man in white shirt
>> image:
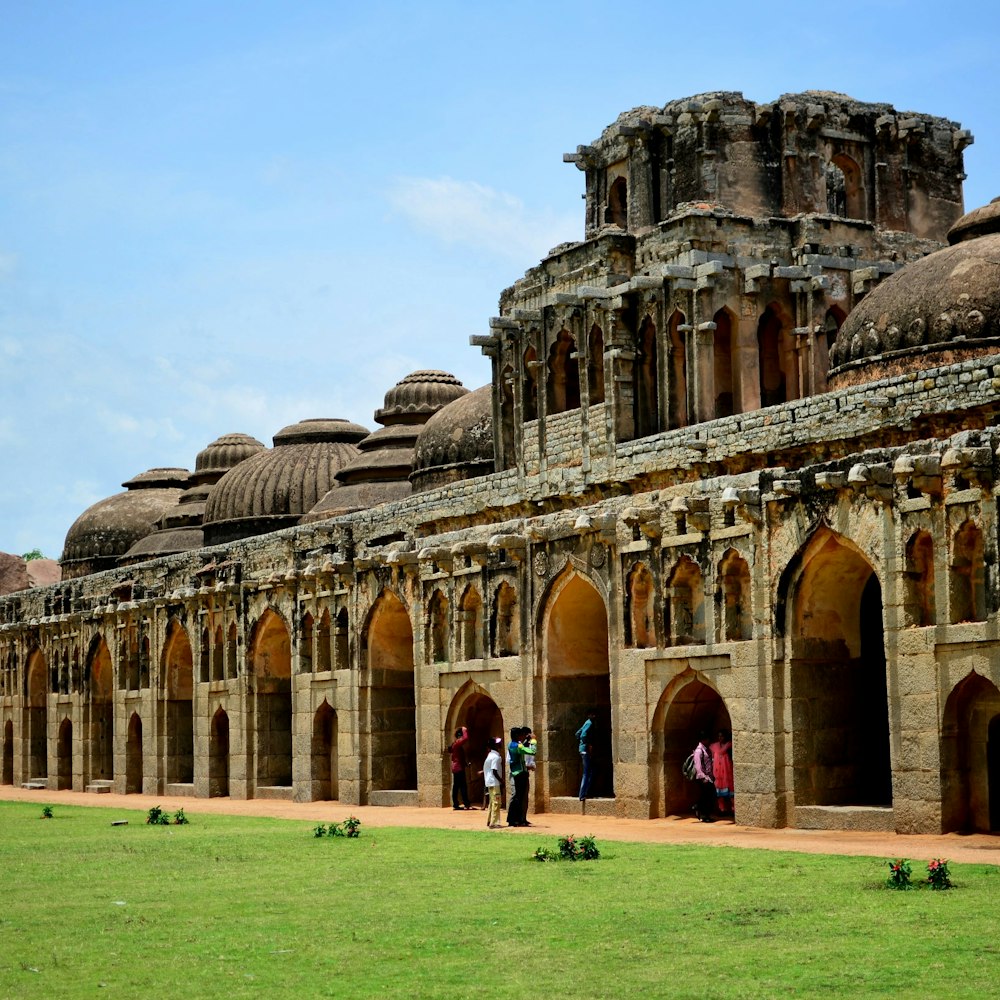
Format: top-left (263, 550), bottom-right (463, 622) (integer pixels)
top-left (481, 737), bottom-right (504, 828)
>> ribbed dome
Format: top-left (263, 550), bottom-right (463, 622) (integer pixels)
top-left (411, 384), bottom-right (494, 493)
top-left (304, 374), bottom-right (467, 522)
top-left (193, 433), bottom-right (266, 484)
top-left (203, 418), bottom-right (368, 544)
top-left (376, 370), bottom-right (468, 424)
top-left (829, 197), bottom-right (1000, 388)
top-left (60, 469), bottom-right (187, 579)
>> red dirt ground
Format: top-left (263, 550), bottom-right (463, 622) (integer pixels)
top-left (4, 786), bottom-right (999, 865)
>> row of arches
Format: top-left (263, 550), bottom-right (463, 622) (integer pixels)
top-left (518, 304), bottom-right (843, 429)
top-left (625, 549), bottom-right (752, 649)
top-left (904, 521), bottom-right (988, 627)
top-left (426, 581), bottom-right (518, 664)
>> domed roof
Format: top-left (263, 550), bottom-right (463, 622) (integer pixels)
top-left (192, 433), bottom-right (266, 484)
top-left (377, 370), bottom-right (468, 423)
top-left (829, 197), bottom-right (1000, 387)
top-left (304, 373), bottom-right (468, 522)
top-left (60, 468), bottom-right (187, 579)
top-left (411, 384), bottom-right (494, 493)
top-left (203, 418), bottom-right (368, 544)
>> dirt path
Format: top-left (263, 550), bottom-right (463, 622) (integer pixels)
top-left (4, 786), bottom-right (999, 865)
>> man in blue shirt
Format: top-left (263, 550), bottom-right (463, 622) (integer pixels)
top-left (576, 711), bottom-right (597, 801)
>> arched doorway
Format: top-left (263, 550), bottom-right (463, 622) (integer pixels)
top-left (251, 610), bottom-right (292, 790)
top-left (86, 635), bottom-right (114, 783)
top-left (2, 719), bottom-right (12, 784)
top-left (446, 683), bottom-right (504, 806)
top-left (784, 529), bottom-right (891, 807)
top-left (25, 649), bottom-right (47, 781)
top-left (541, 570), bottom-right (613, 800)
top-left (126, 712), bottom-right (143, 794)
top-left (209, 708), bottom-right (230, 798)
top-left (940, 672), bottom-right (1000, 832)
top-left (311, 701), bottom-right (338, 801)
top-left (651, 672), bottom-right (731, 817)
top-left (162, 621), bottom-right (194, 785)
top-left (366, 591), bottom-right (416, 792)
top-left (57, 717), bottom-right (72, 790)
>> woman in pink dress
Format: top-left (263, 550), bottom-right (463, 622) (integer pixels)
top-left (710, 729), bottom-right (734, 816)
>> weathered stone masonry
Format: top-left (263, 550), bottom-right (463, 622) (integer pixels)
top-left (2, 91), bottom-right (999, 835)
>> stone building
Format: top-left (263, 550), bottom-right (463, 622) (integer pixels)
top-left (2, 91), bottom-right (998, 834)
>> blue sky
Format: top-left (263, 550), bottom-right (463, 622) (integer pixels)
top-left (2, 0), bottom-right (999, 559)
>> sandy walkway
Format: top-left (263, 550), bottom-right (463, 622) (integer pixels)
top-left (3, 786), bottom-right (998, 865)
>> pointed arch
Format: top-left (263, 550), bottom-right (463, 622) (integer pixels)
top-left (444, 680), bottom-right (504, 806)
top-left (162, 619), bottom-right (194, 786)
top-left (547, 328), bottom-right (580, 414)
top-left (587, 324), bottom-right (605, 405)
top-left (951, 520), bottom-right (985, 623)
top-left (757, 303), bottom-right (797, 406)
top-left (316, 608), bottom-right (332, 673)
top-left (311, 700), bottom-right (339, 801)
top-left (941, 672), bottom-right (1000, 833)
top-left (713, 307), bottom-right (738, 417)
top-left (635, 315), bottom-right (660, 437)
top-left (522, 346), bottom-right (538, 423)
top-left (666, 556), bottom-right (704, 646)
top-left (782, 528), bottom-right (891, 807)
top-left (540, 568), bottom-right (613, 799)
top-left (427, 588), bottom-right (450, 663)
top-left (717, 548), bottom-right (752, 642)
top-left (209, 707), bottom-right (230, 797)
top-left (491, 581), bottom-right (519, 657)
top-left (365, 590), bottom-right (416, 792)
top-left (212, 625), bottom-right (225, 681)
top-left (86, 634), bottom-right (114, 783)
top-left (125, 712), bottom-right (143, 794)
top-left (2, 719), bottom-right (13, 785)
top-left (668, 310), bottom-right (688, 429)
top-left (57, 716), bottom-right (72, 790)
top-left (300, 612), bottom-right (314, 675)
top-left (903, 530), bottom-right (935, 627)
top-left (334, 607), bottom-right (349, 670)
top-left (606, 175), bottom-right (627, 228)
top-left (650, 670), bottom-right (732, 818)
top-left (226, 621), bottom-right (238, 679)
top-left (460, 584), bottom-right (484, 661)
top-left (625, 562), bottom-right (655, 648)
top-left (25, 648), bottom-right (47, 781)
top-left (250, 609), bottom-right (292, 789)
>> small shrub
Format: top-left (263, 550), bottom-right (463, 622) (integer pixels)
top-left (533, 847), bottom-right (556, 862)
top-left (885, 859), bottom-right (913, 890)
top-left (553, 834), bottom-right (600, 862)
top-left (313, 824), bottom-right (327, 838)
top-left (343, 816), bottom-right (361, 838)
top-left (577, 834), bottom-right (600, 860)
top-left (327, 822), bottom-right (345, 837)
top-left (558, 834), bottom-right (580, 860)
top-left (172, 808), bottom-right (189, 826)
top-left (313, 817), bottom-right (361, 839)
top-left (926, 858), bottom-right (952, 890)
top-left (41, 805), bottom-right (53, 819)
top-left (146, 805), bottom-right (170, 826)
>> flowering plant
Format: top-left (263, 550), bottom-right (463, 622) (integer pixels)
top-left (926, 858), bottom-right (952, 890)
top-left (885, 858), bottom-right (913, 890)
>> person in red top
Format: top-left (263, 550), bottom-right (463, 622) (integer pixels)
top-left (448, 726), bottom-right (471, 810)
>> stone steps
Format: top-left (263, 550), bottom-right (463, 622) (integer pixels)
top-left (85, 781), bottom-right (114, 794)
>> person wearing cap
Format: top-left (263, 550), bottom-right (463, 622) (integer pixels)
top-left (481, 737), bottom-right (504, 828)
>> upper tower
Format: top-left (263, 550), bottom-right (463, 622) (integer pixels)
top-left (565, 91), bottom-right (972, 241)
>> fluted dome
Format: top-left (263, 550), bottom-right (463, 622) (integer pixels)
top-left (829, 197), bottom-right (1000, 388)
top-left (411, 384), bottom-right (494, 493)
top-left (192, 432), bottom-right (266, 485)
top-left (377, 370), bottom-right (468, 424)
top-left (304, 372), bottom-right (468, 522)
top-left (60, 468), bottom-right (188, 579)
top-left (121, 484), bottom-right (212, 563)
top-left (203, 418), bottom-right (368, 544)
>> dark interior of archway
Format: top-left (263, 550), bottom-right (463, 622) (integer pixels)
top-left (989, 715), bottom-right (1000, 832)
top-left (859, 574), bottom-right (892, 804)
top-left (126, 716), bottom-right (142, 794)
top-left (461, 694), bottom-right (503, 804)
top-left (2, 720), bottom-right (12, 784)
top-left (661, 680), bottom-right (731, 816)
top-left (546, 677), bottom-right (613, 799)
top-left (57, 719), bottom-right (72, 790)
top-left (209, 711), bottom-right (230, 797)
top-left (312, 704), bottom-right (338, 801)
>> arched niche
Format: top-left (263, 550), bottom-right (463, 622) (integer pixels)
top-left (311, 700), bottom-right (338, 801)
top-left (86, 635), bottom-right (114, 783)
top-left (24, 648), bottom-right (47, 781)
top-left (125, 711), bottom-right (142, 794)
top-left (162, 620), bottom-right (194, 785)
top-left (209, 707), bottom-right (230, 798)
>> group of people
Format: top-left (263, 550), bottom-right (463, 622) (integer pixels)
top-left (689, 729), bottom-right (734, 822)
top-left (447, 724), bottom-right (537, 829)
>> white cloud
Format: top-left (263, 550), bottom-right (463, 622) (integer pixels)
top-left (387, 176), bottom-right (578, 263)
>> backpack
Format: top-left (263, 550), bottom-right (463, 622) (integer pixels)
top-left (682, 752), bottom-right (697, 781)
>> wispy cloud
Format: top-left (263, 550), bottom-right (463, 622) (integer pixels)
top-left (387, 176), bottom-right (578, 263)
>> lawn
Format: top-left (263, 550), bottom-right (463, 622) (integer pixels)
top-left (1, 802), bottom-right (997, 999)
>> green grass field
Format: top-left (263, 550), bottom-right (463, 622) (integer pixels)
top-left (2, 802), bottom-right (997, 999)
